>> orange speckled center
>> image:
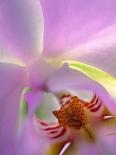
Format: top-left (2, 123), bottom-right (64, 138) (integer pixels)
top-left (53, 96), bottom-right (86, 130)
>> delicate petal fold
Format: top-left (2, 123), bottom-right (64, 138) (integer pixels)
top-left (19, 90), bottom-right (71, 155)
top-left (19, 116), bottom-right (70, 155)
top-left (62, 25), bottom-right (116, 76)
top-left (19, 90), bottom-right (49, 155)
top-left (0, 62), bottom-right (27, 155)
top-left (35, 92), bottom-right (60, 122)
top-left (19, 115), bottom-right (50, 155)
top-left (0, 0), bottom-right (44, 65)
top-left (40, 0), bottom-right (116, 76)
top-left (23, 90), bottom-right (60, 122)
top-left (41, 0), bottom-right (116, 57)
top-left (47, 63), bottom-right (116, 114)
top-left (28, 59), bottom-right (57, 88)
top-left (96, 117), bottom-right (116, 155)
top-left (24, 89), bottom-right (43, 114)
top-left (76, 141), bottom-right (100, 155)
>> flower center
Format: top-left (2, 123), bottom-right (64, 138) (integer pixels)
top-left (53, 96), bottom-right (86, 130)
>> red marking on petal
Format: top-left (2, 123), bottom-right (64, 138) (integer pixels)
top-left (90, 102), bottom-right (102, 112)
top-left (44, 124), bottom-right (61, 131)
top-left (50, 127), bottom-right (66, 139)
top-left (83, 94), bottom-right (97, 107)
top-left (83, 102), bottom-right (90, 107)
top-left (90, 94), bottom-right (96, 103)
top-left (60, 94), bottom-right (71, 100)
top-left (60, 94), bottom-right (72, 106)
top-left (38, 120), bottom-right (49, 126)
top-left (60, 100), bottom-right (63, 104)
top-left (87, 97), bottom-right (99, 109)
top-left (49, 130), bottom-right (60, 134)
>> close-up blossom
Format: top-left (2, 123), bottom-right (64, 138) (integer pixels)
top-left (0, 0), bottom-right (116, 155)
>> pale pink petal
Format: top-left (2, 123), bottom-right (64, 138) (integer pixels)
top-left (47, 64), bottom-right (116, 114)
top-left (76, 141), bottom-right (100, 155)
top-left (19, 115), bottom-right (51, 155)
top-left (40, 0), bottom-right (116, 76)
top-left (96, 117), bottom-right (116, 155)
top-left (40, 0), bottom-right (116, 56)
top-left (28, 59), bottom-right (57, 88)
top-left (0, 0), bottom-right (43, 65)
top-left (0, 62), bottom-right (27, 155)
top-left (24, 89), bottom-right (43, 114)
top-left (20, 90), bottom-right (71, 155)
top-left (62, 24), bottom-right (116, 77)
top-left (19, 90), bottom-right (49, 155)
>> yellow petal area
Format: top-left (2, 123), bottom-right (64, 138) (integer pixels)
top-left (66, 60), bottom-right (116, 100)
top-left (62, 143), bottom-right (75, 155)
top-left (46, 141), bottom-right (66, 155)
top-left (100, 116), bottom-right (116, 128)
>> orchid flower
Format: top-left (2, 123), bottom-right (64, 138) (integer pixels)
top-left (0, 0), bottom-right (116, 155)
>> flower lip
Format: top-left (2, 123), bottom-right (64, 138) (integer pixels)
top-left (52, 93), bottom-right (108, 130)
top-left (52, 93), bottom-right (108, 142)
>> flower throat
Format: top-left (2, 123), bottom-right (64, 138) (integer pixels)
top-left (53, 96), bottom-right (86, 130)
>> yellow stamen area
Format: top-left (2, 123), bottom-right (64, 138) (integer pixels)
top-left (53, 96), bottom-right (86, 130)
top-left (46, 141), bottom-right (66, 155)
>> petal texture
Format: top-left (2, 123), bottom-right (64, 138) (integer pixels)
top-left (0, 63), bottom-right (27, 155)
top-left (76, 141), bottom-right (100, 155)
top-left (40, 0), bottom-right (116, 76)
top-left (28, 59), bottom-right (57, 88)
top-left (0, 0), bottom-right (44, 65)
top-left (19, 90), bottom-right (48, 155)
top-left (41, 0), bottom-right (116, 56)
top-left (63, 26), bottom-right (116, 77)
top-left (96, 117), bottom-right (116, 155)
top-left (19, 115), bottom-right (50, 155)
top-left (19, 90), bottom-right (71, 155)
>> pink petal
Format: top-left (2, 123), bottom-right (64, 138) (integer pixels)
top-left (41, 0), bottom-right (116, 56)
top-left (63, 27), bottom-right (116, 76)
top-left (96, 117), bottom-right (116, 155)
top-left (20, 90), bottom-right (48, 155)
top-left (0, 62), bottom-right (27, 155)
top-left (28, 59), bottom-right (57, 88)
top-left (19, 115), bottom-right (51, 155)
top-left (47, 64), bottom-right (116, 114)
top-left (0, 0), bottom-right (43, 65)
top-left (74, 118), bottom-right (116, 155)
top-left (24, 89), bottom-right (43, 114)
top-left (20, 90), bottom-right (71, 155)
top-left (75, 141), bottom-right (100, 155)
top-left (40, 0), bottom-right (116, 76)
